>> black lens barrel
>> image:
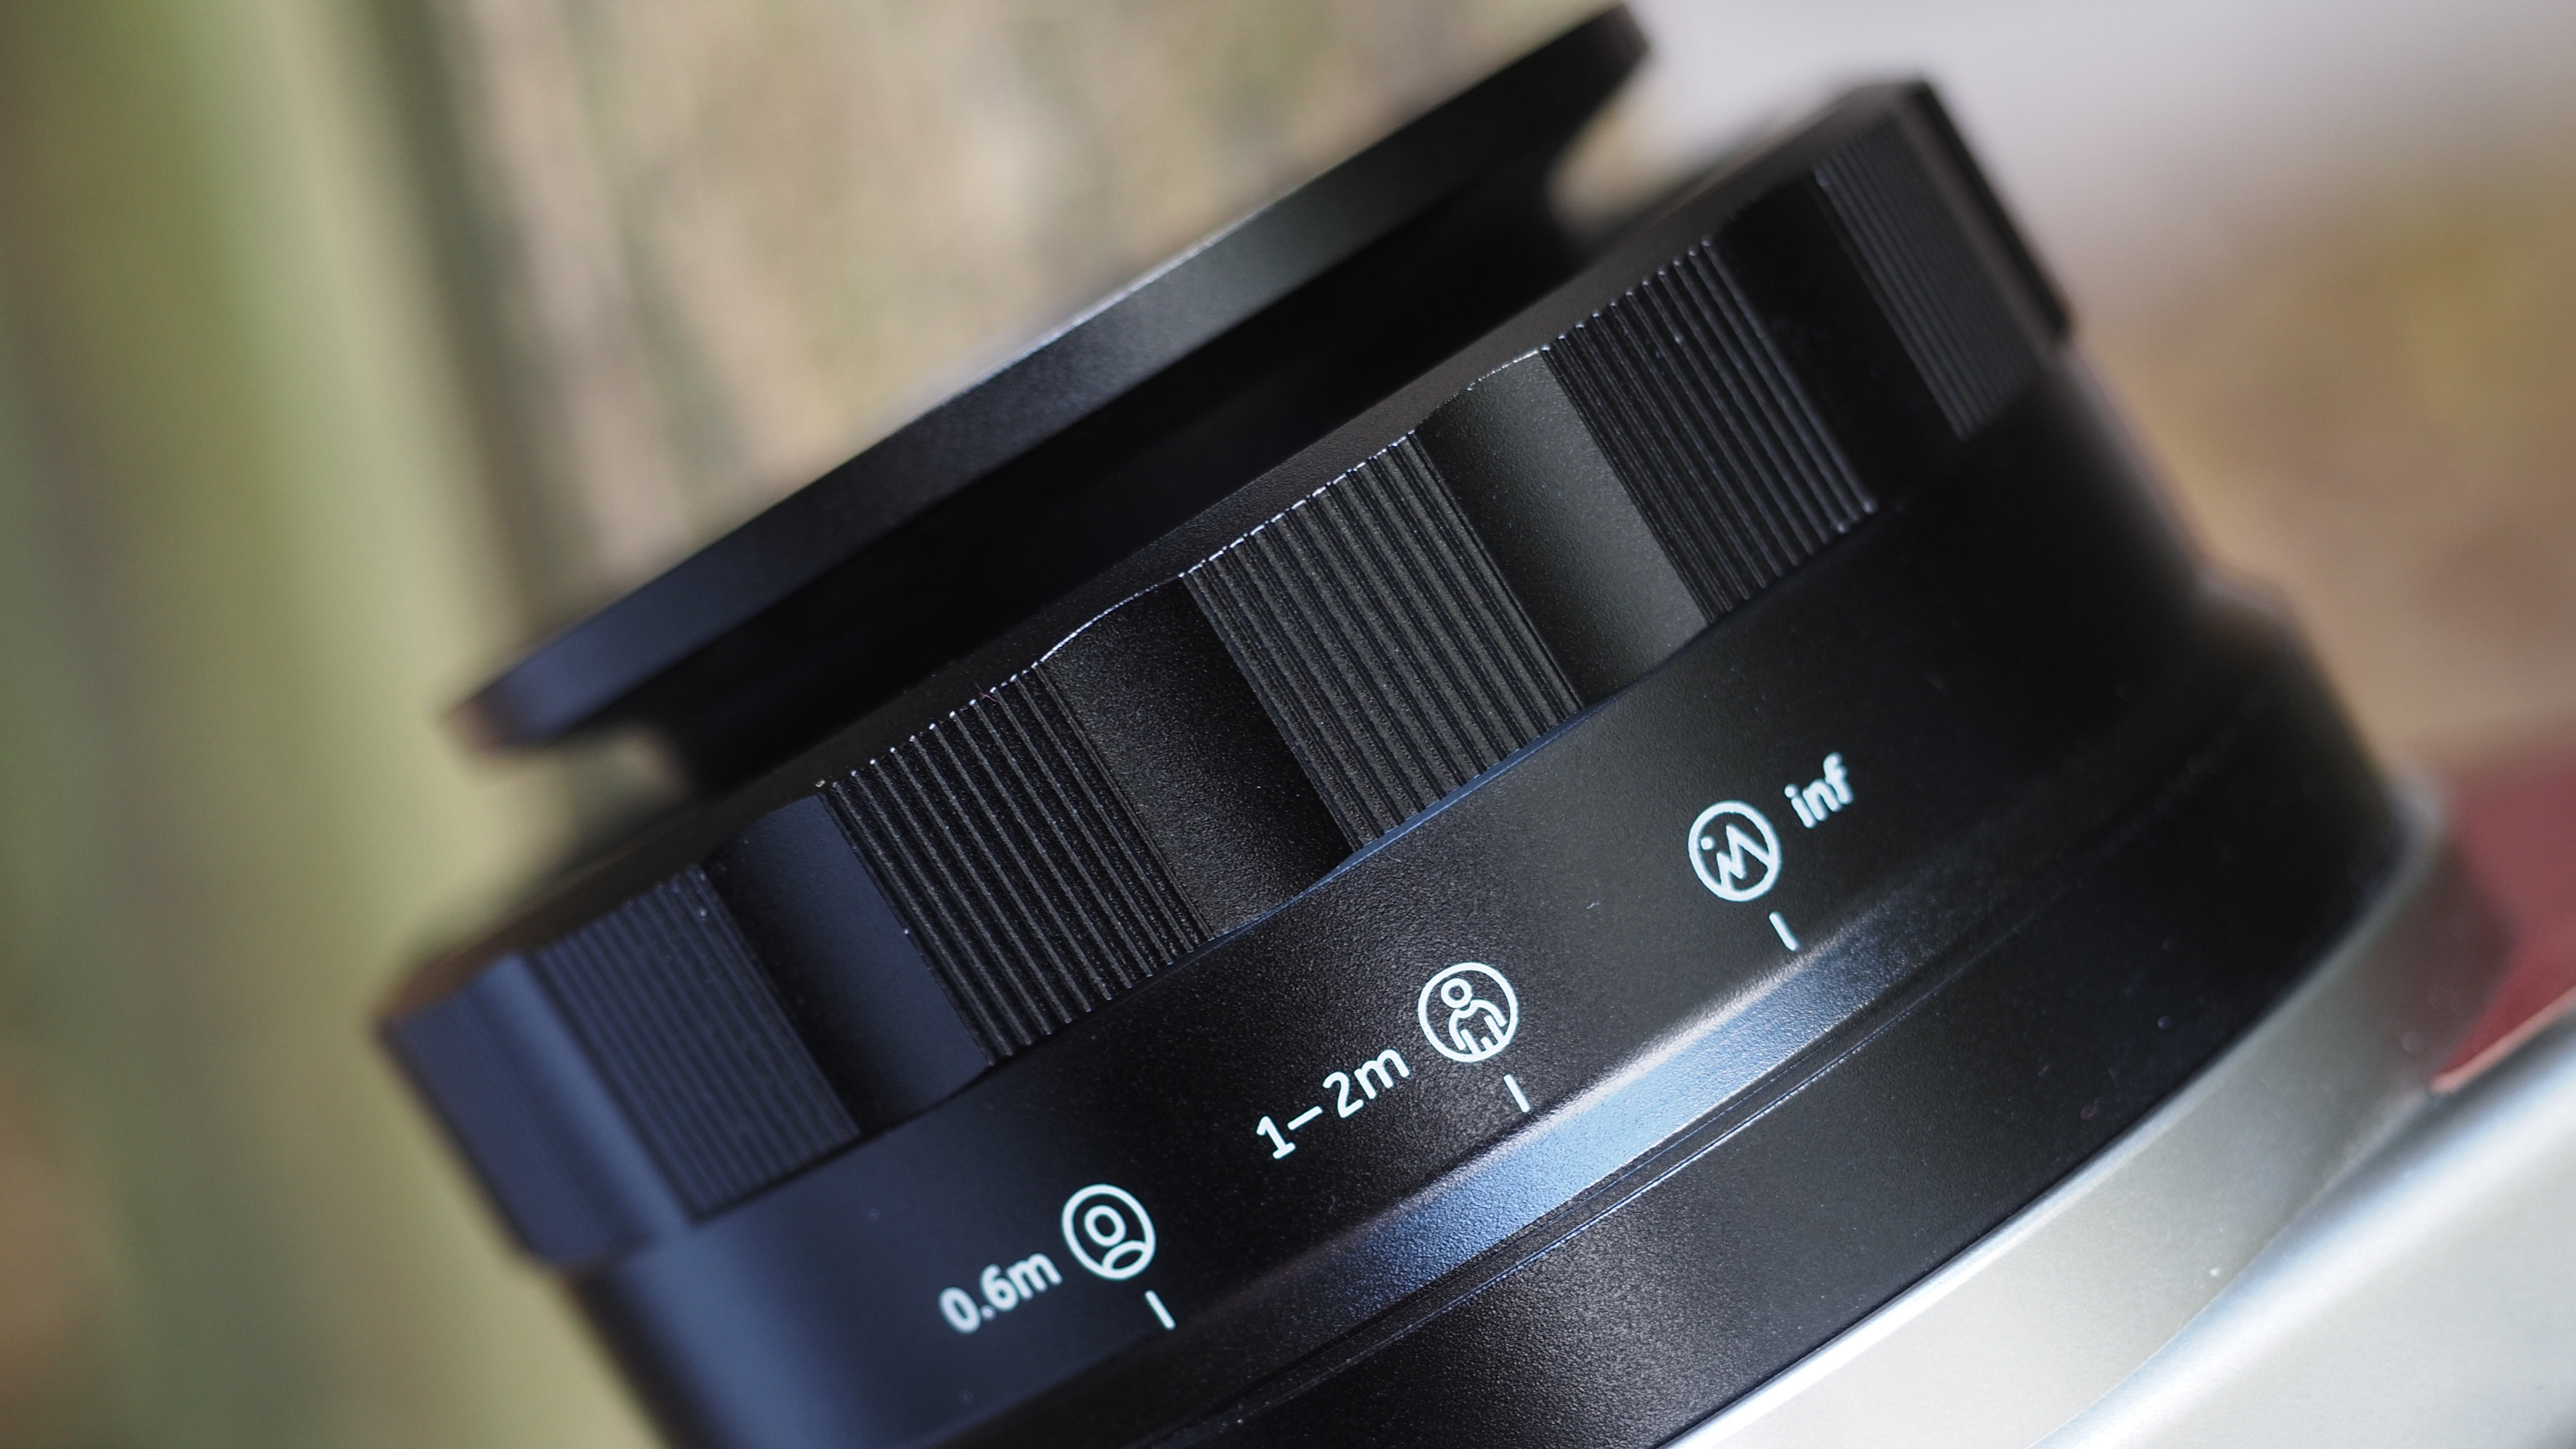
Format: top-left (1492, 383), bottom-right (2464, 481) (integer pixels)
top-left (386, 47), bottom-right (2390, 1449)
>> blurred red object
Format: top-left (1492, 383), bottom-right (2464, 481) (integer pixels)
top-left (2437, 738), bottom-right (2576, 1090)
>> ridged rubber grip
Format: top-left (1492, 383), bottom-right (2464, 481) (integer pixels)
top-left (1547, 238), bottom-right (1873, 616)
top-left (828, 672), bottom-right (1203, 1056)
top-left (1815, 119), bottom-right (2044, 437)
top-left (1188, 437), bottom-right (1580, 844)
top-left (533, 868), bottom-right (856, 1215)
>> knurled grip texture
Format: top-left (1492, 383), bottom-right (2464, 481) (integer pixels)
top-left (388, 86), bottom-right (2066, 1265)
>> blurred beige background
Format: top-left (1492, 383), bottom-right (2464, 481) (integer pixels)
top-left (0, 1), bottom-right (2567, 1446)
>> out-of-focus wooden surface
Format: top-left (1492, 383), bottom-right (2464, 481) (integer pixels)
top-left (2093, 166), bottom-right (2576, 758)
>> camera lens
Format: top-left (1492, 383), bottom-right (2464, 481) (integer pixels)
top-left (384, 11), bottom-right (2394, 1449)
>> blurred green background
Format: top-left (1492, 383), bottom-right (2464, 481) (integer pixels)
top-left (0, 0), bottom-right (2567, 1445)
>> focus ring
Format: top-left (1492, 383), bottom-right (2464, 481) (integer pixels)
top-left (388, 84), bottom-right (2066, 1266)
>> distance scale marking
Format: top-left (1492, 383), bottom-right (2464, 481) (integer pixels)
top-left (1690, 752), bottom-right (1858, 954)
top-left (1253, 963), bottom-right (1528, 1163)
top-left (1060, 1184), bottom-right (1156, 1280)
top-left (939, 1184), bottom-right (1166, 1337)
top-left (957, 754), bottom-right (1862, 1339)
top-left (1688, 803), bottom-right (1782, 902)
top-left (1418, 964), bottom-right (1518, 1063)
